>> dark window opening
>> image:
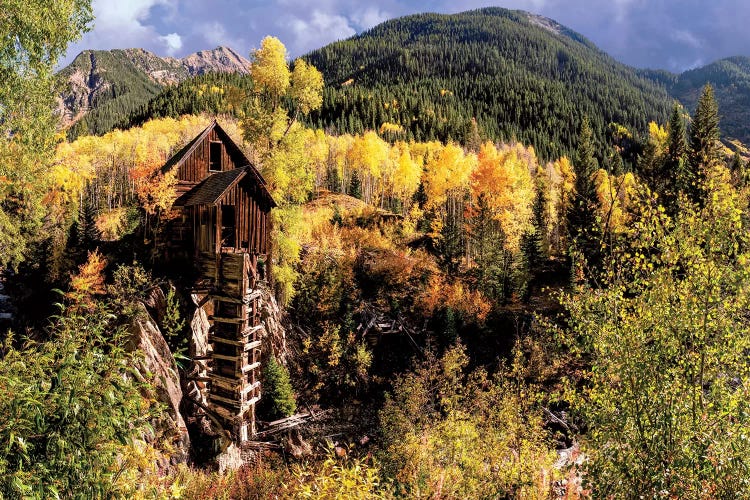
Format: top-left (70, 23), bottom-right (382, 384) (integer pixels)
top-left (257, 257), bottom-right (266, 281)
top-left (221, 205), bottom-right (236, 248)
top-left (216, 301), bottom-right (239, 317)
top-left (209, 141), bottom-right (222, 172)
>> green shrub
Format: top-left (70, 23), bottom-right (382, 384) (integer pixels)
top-left (0, 302), bottom-right (156, 498)
top-left (379, 344), bottom-right (559, 498)
top-left (162, 287), bottom-right (188, 367)
top-left (262, 356), bottom-right (297, 421)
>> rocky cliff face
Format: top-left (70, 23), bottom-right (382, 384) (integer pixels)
top-left (56, 46), bottom-right (251, 129)
top-left (129, 298), bottom-right (191, 466)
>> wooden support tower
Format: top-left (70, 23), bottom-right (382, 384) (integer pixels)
top-left (203, 252), bottom-right (263, 442)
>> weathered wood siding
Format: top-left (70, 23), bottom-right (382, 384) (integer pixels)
top-left (192, 205), bottom-right (217, 255)
top-left (217, 177), bottom-right (271, 255)
top-left (175, 128), bottom-right (247, 196)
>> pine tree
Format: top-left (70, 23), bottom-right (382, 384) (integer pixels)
top-left (688, 84), bottom-right (722, 202)
top-left (349, 170), bottom-right (363, 199)
top-left (75, 197), bottom-right (101, 251)
top-left (466, 194), bottom-right (508, 300)
top-left (664, 103), bottom-right (689, 211)
top-left (517, 188), bottom-right (546, 302)
top-left (413, 182), bottom-right (428, 209)
top-left (261, 356), bottom-right (297, 420)
top-left (568, 116), bottom-right (601, 265)
top-left (327, 164), bottom-right (341, 193)
top-left (609, 149), bottom-right (624, 176)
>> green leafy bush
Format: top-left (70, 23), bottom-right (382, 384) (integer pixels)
top-left (262, 356), bottom-right (297, 421)
top-left (564, 168), bottom-right (750, 497)
top-left (0, 302), bottom-right (156, 498)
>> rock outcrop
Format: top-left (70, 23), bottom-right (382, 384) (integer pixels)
top-left (129, 301), bottom-right (190, 464)
top-left (258, 284), bottom-right (288, 362)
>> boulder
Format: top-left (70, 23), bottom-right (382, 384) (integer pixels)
top-left (129, 303), bottom-right (190, 462)
top-left (258, 285), bottom-right (287, 362)
top-left (142, 285), bottom-right (167, 324)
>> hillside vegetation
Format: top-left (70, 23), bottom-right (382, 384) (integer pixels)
top-left (62, 8), bottom-right (676, 161)
top-left (57, 9), bottom-right (750, 159)
top-left (6, 3), bottom-right (750, 498)
top-left (657, 56), bottom-right (750, 144)
top-left (303, 8), bottom-right (674, 159)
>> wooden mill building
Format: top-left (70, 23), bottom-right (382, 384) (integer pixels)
top-left (161, 120), bottom-right (276, 443)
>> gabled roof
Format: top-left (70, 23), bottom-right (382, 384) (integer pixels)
top-left (162, 119), bottom-right (277, 208)
top-left (175, 167), bottom-right (247, 207)
top-left (161, 121), bottom-right (214, 175)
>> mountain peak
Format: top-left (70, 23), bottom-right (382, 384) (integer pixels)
top-left (180, 46), bottom-right (251, 76)
top-left (56, 46), bottom-right (251, 132)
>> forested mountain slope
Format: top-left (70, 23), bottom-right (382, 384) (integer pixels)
top-left (56, 47), bottom-right (251, 138)
top-left (302, 7), bottom-right (674, 159)
top-left (72, 8), bottom-right (677, 160)
top-left (62, 8), bottom-right (750, 158)
top-left (642, 57), bottom-right (750, 145)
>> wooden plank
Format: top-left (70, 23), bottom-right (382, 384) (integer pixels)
top-left (212, 352), bottom-right (242, 362)
top-left (241, 361), bottom-right (261, 374)
top-left (241, 381), bottom-right (261, 396)
top-left (244, 340), bottom-right (262, 351)
top-left (209, 393), bottom-right (242, 409)
top-left (210, 316), bottom-right (245, 324)
top-left (210, 336), bottom-right (246, 347)
top-left (209, 373), bottom-right (243, 390)
top-left (209, 294), bottom-right (244, 304)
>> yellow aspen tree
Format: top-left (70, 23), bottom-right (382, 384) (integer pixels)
top-left (470, 142), bottom-right (534, 253)
top-left (538, 157), bottom-right (575, 255)
top-left (290, 59), bottom-right (324, 115)
top-left (326, 134), bottom-right (354, 193)
top-left (346, 131), bottom-right (389, 205)
top-left (250, 36), bottom-right (290, 104)
top-left (392, 142), bottom-right (422, 210)
top-left (423, 143), bottom-right (476, 272)
top-left (594, 169), bottom-right (639, 237)
top-left (305, 129), bottom-right (330, 191)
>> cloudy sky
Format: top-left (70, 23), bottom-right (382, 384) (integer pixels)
top-left (61, 0), bottom-right (750, 72)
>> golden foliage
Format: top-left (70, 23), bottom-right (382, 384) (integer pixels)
top-left (594, 169), bottom-right (639, 234)
top-left (250, 36), bottom-right (291, 100)
top-left (471, 142), bottom-right (536, 252)
top-left (67, 250), bottom-right (106, 307)
top-left (423, 143), bottom-right (475, 209)
top-left (537, 156), bottom-right (575, 254)
top-left (379, 345), bottom-right (559, 499)
top-left (379, 122), bottom-right (405, 135)
top-left (416, 274), bottom-right (491, 322)
top-left (290, 58), bottom-right (324, 115)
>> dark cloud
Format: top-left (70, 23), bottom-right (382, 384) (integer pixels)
top-left (61, 0), bottom-right (750, 72)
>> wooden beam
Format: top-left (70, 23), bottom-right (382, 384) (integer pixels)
top-left (212, 352), bottom-right (243, 362)
top-left (210, 316), bottom-right (245, 324)
top-left (241, 381), bottom-right (262, 397)
top-left (241, 361), bottom-right (261, 374)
